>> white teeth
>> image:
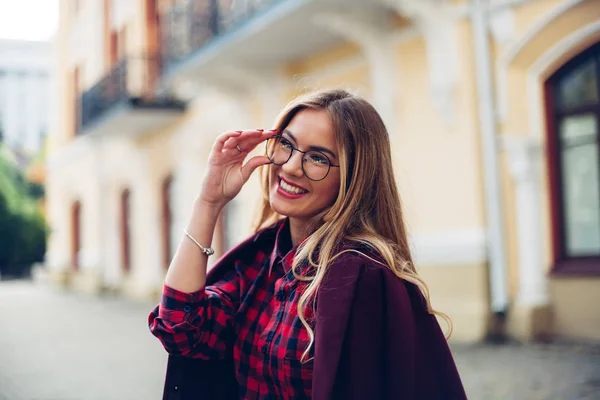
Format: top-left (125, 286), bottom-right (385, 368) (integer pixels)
top-left (280, 179), bottom-right (306, 195)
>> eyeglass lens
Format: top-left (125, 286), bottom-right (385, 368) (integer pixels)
top-left (266, 136), bottom-right (331, 181)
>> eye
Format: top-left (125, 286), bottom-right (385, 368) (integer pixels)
top-left (280, 138), bottom-right (293, 149)
top-left (308, 152), bottom-right (329, 165)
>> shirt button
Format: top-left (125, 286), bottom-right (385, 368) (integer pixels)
top-left (183, 305), bottom-right (191, 313)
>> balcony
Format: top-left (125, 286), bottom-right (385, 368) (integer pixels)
top-left (77, 55), bottom-right (186, 137)
top-left (158, 0), bottom-right (390, 88)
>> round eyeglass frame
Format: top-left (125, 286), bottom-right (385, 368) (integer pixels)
top-left (265, 135), bottom-right (340, 181)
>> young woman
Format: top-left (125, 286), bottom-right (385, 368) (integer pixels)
top-left (149, 89), bottom-right (467, 400)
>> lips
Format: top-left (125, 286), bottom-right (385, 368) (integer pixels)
top-left (279, 176), bottom-right (308, 194)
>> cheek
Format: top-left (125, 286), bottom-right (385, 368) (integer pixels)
top-left (268, 165), bottom-right (279, 185)
top-left (315, 177), bottom-right (340, 203)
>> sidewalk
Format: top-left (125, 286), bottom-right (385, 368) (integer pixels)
top-left (0, 280), bottom-right (598, 400)
top-left (0, 280), bottom-right (166, 400)
top-left (453, 342), bottom-right (600, 399)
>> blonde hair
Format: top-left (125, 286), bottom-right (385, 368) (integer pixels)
top-left (254, 89), bottom-right (451, 362)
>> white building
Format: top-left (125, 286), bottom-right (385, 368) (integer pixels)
top-left (0, 39), bottom-right (51, 155)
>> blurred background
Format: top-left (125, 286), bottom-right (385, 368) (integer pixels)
top-left (0, 0), bottom-right (599, 399)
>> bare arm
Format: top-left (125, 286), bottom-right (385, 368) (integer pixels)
top-left (163, 199), bottom-right (221, 292)
top-left (163, 129), bottom-right (275, 293)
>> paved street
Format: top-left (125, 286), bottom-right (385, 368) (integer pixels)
top-left (0, 280), bottom-right (166, 400)
top-left (0, 280), bottom-right (599, 400)
top-left (453, 342), bottom-right (600, 400)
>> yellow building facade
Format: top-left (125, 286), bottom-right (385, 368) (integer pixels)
top-left (45, 0), bottom-right (600, 342)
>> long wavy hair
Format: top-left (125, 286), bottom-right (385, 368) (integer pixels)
top-left (254, 89), bottom-right (451, 362)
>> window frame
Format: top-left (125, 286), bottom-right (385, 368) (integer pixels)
top-left (71, 201), bottom-right (82, 271)
top-left (120, 188), bottom-right (132, 273)
top-left (545, 41), bottom-right (600, 276)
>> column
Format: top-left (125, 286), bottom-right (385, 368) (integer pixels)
top-left (311, 12), bottom-right (398, 135)
top-left (504, 136), bottom-right (551, 339)
top-left (384, 0), bottom-right (460, 125)
top-left (132, 150), bottom-right (163, 297)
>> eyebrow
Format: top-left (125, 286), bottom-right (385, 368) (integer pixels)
top-left (282, 129), bottom-right (338, 160)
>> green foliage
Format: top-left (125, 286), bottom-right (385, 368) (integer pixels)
top-left (0, 146), bottom-right (48, 277)
top-left (27, 182), bottom-right (45, 200)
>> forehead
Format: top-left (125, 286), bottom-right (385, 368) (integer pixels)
top-left (285, 109), bottom-right (337, 151)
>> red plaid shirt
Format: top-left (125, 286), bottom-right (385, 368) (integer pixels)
top-left (149, 219), bottom-right (314, 399)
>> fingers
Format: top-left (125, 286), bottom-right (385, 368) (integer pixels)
top-left (214, 130), bottom-right (243, 152)
top-left (222, 129), bottom-right (277, 153)
top-left (240, 155), bottom-right (272, 182)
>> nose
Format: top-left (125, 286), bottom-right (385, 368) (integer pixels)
top-left (281, 150), bottom-right (304, 178)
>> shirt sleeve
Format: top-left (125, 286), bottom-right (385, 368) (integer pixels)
top-left (148, 267), bottom-right (241, 360)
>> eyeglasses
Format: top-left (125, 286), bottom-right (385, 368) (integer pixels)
top-left (265, 135), bottom-right (340, 181)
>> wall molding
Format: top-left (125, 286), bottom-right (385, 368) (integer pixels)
top-left (385, 0), bottom-right (459, 125)
top-left (312, 11), bottom-right (398, 132)
top-left (490, 6), bottom-right (517, 45)
top-left (46, 135), bottom-right (95, 171)
top-left (527, 20), bottom-right (600, 140)
top-left (503, 0), bottom-right (586, 64)
top-left (496, 0), bottom-right (588, 122)
top-left (410, 228), bottom-right (488, 267)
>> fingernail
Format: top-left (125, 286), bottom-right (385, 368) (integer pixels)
top-left (235, 130), bottom-right (243, 133)
top-left (257, 129), bottom-right (264, 132)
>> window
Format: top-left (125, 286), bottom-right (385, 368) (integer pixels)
top-left (120, 189), bottom-right (132, 273)
top-left (109, 27), bottom-right (128, 65)
top-left (546, 41), bottom-right (600, 274)
top-left (118, 25), bottom-right (128, 60)
top-left (146, 0), bottom-right (163, 87)
top-left (161, 175), bottom-right (176, 270)
top-left (73, 66), bottom-right (81, 135)
top-left (71, 201), bottom-right (82, 270)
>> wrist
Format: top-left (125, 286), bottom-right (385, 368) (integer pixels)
top-left (193, 197), bottom-right (224, 217)
top-left (186, 198), bottom-right (222, 244)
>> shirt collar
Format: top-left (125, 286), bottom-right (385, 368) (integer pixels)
top-left (269, 218), bottom-right (297, 274)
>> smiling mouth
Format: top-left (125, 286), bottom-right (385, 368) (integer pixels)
top-left (279, 178), bottom-right (308, 195)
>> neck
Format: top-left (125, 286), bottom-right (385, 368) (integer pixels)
top-left (288, 217), bottom-right (309, 246)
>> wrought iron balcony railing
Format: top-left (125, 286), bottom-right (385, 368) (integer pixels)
top-left (160, 0), bottom-right (282, 72)
top-left (78, 55), bottom-right (184, 134)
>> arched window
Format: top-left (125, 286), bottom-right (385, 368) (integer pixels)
top-left (546, 41), bottom-right (600, 274)
top-left (120, 189), bottom-right (132, 273)
top-left (161, 175), bottom-right (175, 269)
top-left (71, 201), bottom-right (81, 270)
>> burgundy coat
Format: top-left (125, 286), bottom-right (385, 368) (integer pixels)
top-left (159, 226), bottom-right (468, 399)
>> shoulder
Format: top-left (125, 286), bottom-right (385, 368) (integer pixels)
top-left (315, 247), bottom-right (428, 331)
top-left (324, 247), bottom-right (397, 286)
top-left (320, 249), bottom-right (390, 302)
top-left (323, 247), bottom-right (425, 311)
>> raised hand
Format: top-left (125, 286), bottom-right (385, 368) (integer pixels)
top-left (199, 129), bottom-right (276, 208)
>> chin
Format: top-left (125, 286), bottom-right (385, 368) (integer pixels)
top-left (269, 191), bottom-right (311, 220)
top-left (269, 193), bottom-right (300, 218)
top-left (268, 180), bottom-right (334, 222)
